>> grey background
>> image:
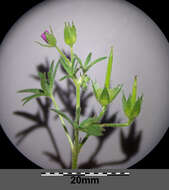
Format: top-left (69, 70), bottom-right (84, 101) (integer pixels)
top-left (0, 0), bottom-right (169, 169)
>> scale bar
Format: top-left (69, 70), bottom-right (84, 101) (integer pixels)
top-left (41, 172), bottom-right (130, 177)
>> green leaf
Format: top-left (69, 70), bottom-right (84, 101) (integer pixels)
top-left (79, 124), bottom-right (104, 136)
top-left (105, 47), bottom-right (113, 88)
top-left (99, 87), bottom-right (110, 106)
top-left (79, 117), bottom-right (104, 136)
top-left (74, 54), bottom-right (84, 71)
top-left (53, 60), bottom-right (60, 79)
top-left (85, 56), bottom-right (107, 72)
top-left (74, 67), bottom-right (80, 75)
top-left (71, 55), bottom-right (76, 69)
top-left (48, 61), bottom-right (54, 90)
top-left (59, 75), bottom-right (71, 81)
top-left (59, 57), bottom-right (72, 75)
top-left (72, 59), bottom-right (80, 75)
top-left (74, 61), bottom-right (78, 71)
top-left (84, 52), bottom-right (92, 67)
top-left (80, 117), bottom-right (98, 128)
top-left (51, 108), bottom-right (76, 128)
top-left (72, 55), bottom-right (76, 65)
top-left (48, 60), bottom-right (59, 91)
top-left (21, 94), bottom-right (44, 105)
top-left (38, 72), bottom-right (49, 93)
top-left (17, 89), bottom-right (44, 94)
top-left (109, 84), bottom-right (123, 102)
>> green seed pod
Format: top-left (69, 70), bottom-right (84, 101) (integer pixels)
top-left (122, 76), bottom-right (143, 121)
top-left (40, 26), bottom-right (57, 47)
top-left (64, 22), bottom-right (77, 47)
top-left (99, 87), bottom-right (110, 106)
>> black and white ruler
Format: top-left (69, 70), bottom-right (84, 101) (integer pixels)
top-left (41, 171), bottom-right (130, 177)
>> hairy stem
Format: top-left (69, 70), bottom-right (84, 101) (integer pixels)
top-left (97, 106), bottom-right (107, 121)
top-left (72, 83), bottom-right (81, 169)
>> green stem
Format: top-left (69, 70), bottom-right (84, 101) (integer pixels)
top-left (72, 83), bottom-right (81, 169)
top-left (76, 84), bottom-right (81, 112)
top-left (100, 122), bottom-right (129, 127)
top-left (70, 46), bottom-right (81, 169)
top-left (70, 47), bottom-right (73, 63)
top-left (55, 45), bottom-right (71, 65)
top-left (97, 106), bottom-right (107, 121)
top-left (50, 95), bottom-right (73, 151)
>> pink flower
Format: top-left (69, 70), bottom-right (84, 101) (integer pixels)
top-left (36, 26), bottom-right (56, 47)
top-left (41, 30), bottom-right (49, 43)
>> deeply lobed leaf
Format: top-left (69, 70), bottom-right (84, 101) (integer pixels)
top-left (79, 117), bottom-right (98, 128)
top-left (79, 124), bottom-right (105, 136)
top-left (79, 117), bottom-right (104, 136)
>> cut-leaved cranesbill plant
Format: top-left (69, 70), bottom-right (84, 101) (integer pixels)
top-left (18, 22), bottom-right (143, 169)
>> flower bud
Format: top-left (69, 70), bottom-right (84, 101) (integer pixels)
top-left (41, 30), bottom-right (49, 43)
top-left (64, 22), bottom-right (77, 47)
top-left (40, 27), bottom-right (56, 47)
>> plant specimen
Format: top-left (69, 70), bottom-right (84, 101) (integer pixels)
top-left (18, 22), bottom-right (143, 169)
